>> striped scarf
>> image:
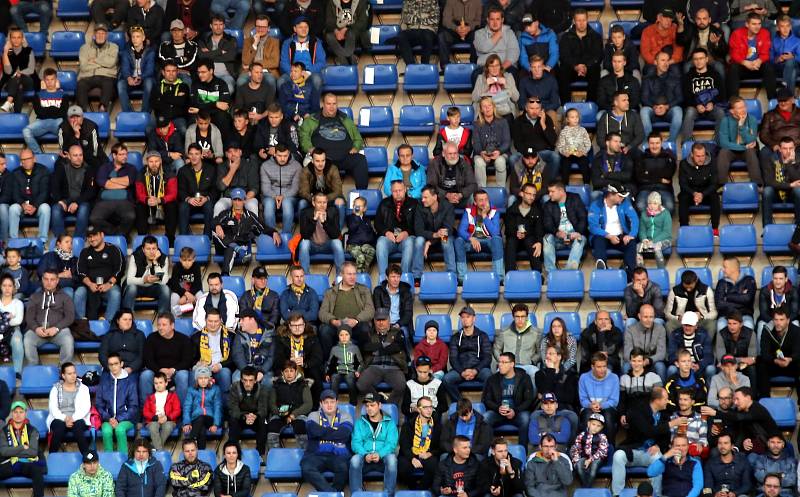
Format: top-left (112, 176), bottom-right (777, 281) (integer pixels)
top-left (412, 416), bottom-right (433, 455)
top-left (6, 422), bottom-right (36, 465)
top-left (198, 327), bottom-right (230, 365)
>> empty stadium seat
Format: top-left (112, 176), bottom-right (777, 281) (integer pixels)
top-left (84, 112), bottom-right (111, 140)
top-left (264, 448), bottom-right (304, 491)
top-left (305, 274), bottom-right (331, 303)
top-left (0, 367), bottom-right (14, 394)
top-left (648, 268), bottom-right (671, 298)
top-left (255, 233), bottom-right (292, 264)
top-left (475, 313), bottom-right (496, 341)
top-left (114, 112), bottom-right (151, 140)
top-left (403, 64), bottom-right (439, 95)
top-left (369, 25), bottom-right (400, 54)
top-left (574, 488), bottom-right (613, 497)
top-left (362, 64), bottom-right (399, 97)
top-left (172, 235), bottom-right (211, 263)
top-left (503, 270), bottom-right (542, 302)
top-left (566, 184), bottom-right (591, 207)
top-left (745, 98), bottom-right (763, 121)
top-left (718, 224), bottom-right (757, 259)
top-left (19, 365), bottom-right (58, 396)
top-left (676, 226), bottom-right (715, 261)
top-left (439, 104), bottom-right (475, 127)
top-left (44, 452), bottom-right (83, 484)
top-left (153, 450), bottom-right (172, 477)
top-left (58, 70), bottom-right (77, 97)
top-left (398, 105), bottom-right (436, 135)
top-left (35, 153), bottom-right (58, 172)
top-left (461, 271), bottom-right (500, 302)
top-left (357, 106), bottom-right (394, 137)
top-left (443, 63), bottom-right (477, 93)
top-left (0, 113), bottom-right (28, 141)
top-left (242, 448), bottom-right (262, 481)
top-left (759, 397), bottom-right (797, 430)
top-left (322, 65), bottom-right (359, 94)
top-left (588, 269), bottom-right (628, 300)
top-left (50, 31), bottom-right (85, 60)
top-left (418, 271), bottom-right (458, 304)
top-left (543, 312), bottom-right (582, 338)
top-left (24, 32), bottom-right (46, 58)
top-left (363, 146), bottom-right (389, 175)
top-left (27, 409), bottom-right (47, 435)
top-left (414, 314), bottom-right (453, 343)
top-left (225, 28), bottom-right (244, 50)
top-left (763, 224), bottom-right (795, 262)
top-left (136, 319), bottom-right (154, 337)
top-left (222, 276), bottom-right (246, 299)
top-left (563, 102), bottom-right (599, 131)
top-left (546, 270), bottom-right (585, 305)
top-left (99, 451), bottom-right (126, 478)
top-left (356, 273), bottom-right (373, 289)
top-left (174, 318), bottom-right (195, 336)
top-left (722, 182), bottom-right (759, 216)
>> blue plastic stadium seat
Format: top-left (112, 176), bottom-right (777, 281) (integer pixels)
top-left (224, 28), bottom-right (244, 51)
top-left (370, 0), bottom-right (403, 13)
top-left (132, 234), bottom-right (169, 255)
top-left (588, 21), bottom-right (604, 37)
top-left (574, 488), bottom-right (613, 497)
top-left (306, 274), bottom-right (331, 303)
top-left (103, 235), bottom-right (128, 255)
top-left (242, 448), bottom-right (262, 481)
top-left (563, 102), bottom-right (599, 131)
top-left (57, 0), bottom-right (91, 19)
top-left (73, 320), bottom-right (109, 352)
top-left (418, 271), bottom-right (458, 304)
top-left (759, 397), bottom-right (797, 429)
top-left (718, 224), bottom-right (757, 257)
top-left (676, 226), bottom-right (715, 259)
top-left (398, 105), bottom-right (435, 135)
top-left (35, 153), bottom-right (58, 172)
top-left (27, 409), bottom-right (47, 435)
top-left (503, 270), bottom-right (542, 302)
top-left (745, 99), bottom-right (763, 121)
top-left (264, 448), bottom-right (303, 487)
top-left (57, 70), bottom-right (78, 97)
top-left (7, 237), bottom-right (44, 266)
top-left (269, 275), bottom-right (288, 295)
top-left (19, 365), bottom-right (58, 396)
top-left (443, 63), bottom-right (478, 93)
top-left (439, 104), bottom-right (475, 127)
top-left (681, 140), bottom-right (717, 160)
top-left (255, 233), bottom-right (292, 264)
top-left (586, 311), bottom-right (625, 331)
top-left (0, 366), bottom-right (15, 394)
top-left (84, 112), bottom-right (110, 140)
top-left (566, 185), bottom-right (591, 207)
top-left (474, 313), bottom-right (496, 341)
top-left (106, 31), bottom-right (125, 51)
top-left (484, 187), bottom-right (507, 214)
top-left (369, 25), bottom-right (400, 54)
top-left (222, 276), bottom-right (246, 299)
top-left (172, 235), bottom-right (211, 263)
top-left (50, 31), bottom-right (85, 60)
top-left (114, 112), bottom-right (151, 140)
top-left (414, 314), bottom-right (453, 343)
top-left (762, 266), bottom-right (799, 286)
top-left (462, 272), bottom-right (500, 302)
top-left (589, 269), bottom-right (628, 300)
top-left (722, 182), bottom-right (759, 214)
top-left (357, 106), bottom-right (394, 136)
top-left (355, 273), bottom-right (373, 289)
top-left (546, 270), bottom-right (585, 302)
top-left (24, 32), bottom-right (45, 58)
top-left (648, 268), bottom-right (671, 298)
top-left (364, 146), bottom-right (389, 175)
top-left (345, 189), bottom-right (381, 216)
top-left (174, 318), bottom-right (195, 336)
top-left (136, 319), bottom-right (154, 337)
top-left (675, 267), bottom-right (713, 287)
top-left (403, 64), bottom-right (439, 93)
top-left (763, 224), bottom-right (795, 258)
top-left (153, 450), bottom-right (172, 477)
top-left (362, 65), bottom-right (398, 94)
top-left (322, 65), bottom-right (359, 93)
top-left (360, 403), bottom-right (401, 425)
top-left (44, 452), bottom-right (83, 484)
top-left (0, 113), bottom-right (28, 141)
top-left (99, 452), bottom-right (126, 478)
top-left (543, 312), bottom-right (582, 338)
top-left (4, 153), bottom-right (18, 171)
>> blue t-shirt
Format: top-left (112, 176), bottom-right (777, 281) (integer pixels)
top-left (501, 377), bottom-right (515, 408)
top-left (746, 38), bottom-right (758, 61)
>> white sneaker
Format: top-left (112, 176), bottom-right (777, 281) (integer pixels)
top-left (0, 101), bottom-right (13, 113)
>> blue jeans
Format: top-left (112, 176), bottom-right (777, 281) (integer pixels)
top-left (681, 105), bottom-right (726, 140)
top-left (298, 239), bottom-right (345, 275)
top-left (762, 186), bottom-right (800, 225)
top-left (262, 195), bottom-right (298, 233)
top-left (454, 236), bottom-right (504, 282)
top-left (23, 119), bottom-right (61, 154)
top-left (0, 204), bottom-right (8, 243)
top-left (209, 0), bottom-right (249, 29)
top-left (139, 368), bottom-right (190, 405)
top-left (349, 453), bottom-right (397, 495)
top-left (10, 0), bottom-right (51, 32)
top-left (117, 77), bottom-right (154, 112)
top-left (122, 283), bottom-right (171, 313)
top-left (636, 188), bottom-right (676, 214)
top-left (575, 458), bottom-right (602, 487)
top-left (537, 149), bottom-right (561, 181)
top-left (51, 202), bottom-right (91, 237)
top-left (779, 61), bottom-right (799, 93)
top-left (413, 237), bottom-right (456, 277)
top-left (640, 105), bottom-right (683, 142)
top-left (484, 409), bottom-right (531, 447)
top-left (301, 452), bottom-right (349, 491)
top-left (442, 367), bottom-right (492, 400)
top-left (611, 448), bottom-right (661, 496)
top-left (73, 285), bottom-right (121, 320)
top-left (9, 203), bottom-right (50, 240)
top-left (376, 236), bottom-right (415, 277)
top-left (543, 233), bottom-right (586, 272)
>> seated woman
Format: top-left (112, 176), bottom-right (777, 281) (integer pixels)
top-left (47, 362), bottom-right (91, 454)
top-left (539, 317), bottom-right (578, 372)
top-left (0, 274), bottom-right (24, 375)
top-left (98, 309), bottom-right (146, 374)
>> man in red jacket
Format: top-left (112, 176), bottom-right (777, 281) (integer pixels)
top-left (135, 151), bottom-right (179, 244)
top-left (728, 12), bottom-right (777, 100)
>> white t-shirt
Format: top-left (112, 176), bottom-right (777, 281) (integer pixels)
top-left (604, 201), bottom-right (623, 236)
top-left (154, 390), bottom-right (169, 416)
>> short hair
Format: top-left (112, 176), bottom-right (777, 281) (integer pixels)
top-left (726, 310), bottom-right (743, 323)
top-left (4, 247), bottom-right (19, 258)
top-left (141, 235), bottom-right (159, 248)
top-left (609, 24), bottom-right (625, 36)
top-left (207, 272), bottom-right (222, 283)
top-left (591, 351), bottom-right (608, 365)
top-left (773, 306), bottom-right (790, 319)
top-left (342, 261), bottom-right (357, 272)
top-left (692, 47), bottom-right (709, 57)
top-left (729, 95), bottom-right (745, 109)
top-left (232, 108), bottom-right (248, 121)
top-left (716, 432), bottom-right (733, 444)
top-left (60, 362), bottom-right (76, 375)
top-left (780, 136), bottom-right (795, 146)
top-left (40, 268), bottom-right (59, 279)
top-left (275, 143), bottom-right (289, 154)
top-left (736, 386), bottom-right (754, 399)
top-left (691, 142), bottom-right (707, 154)
top-left (321, 92), bottom-right (337, 102)
top-left (241, 366), bottom-right (259, 379)
top-left (647, 131), bottom-right (662, 140)
top-left (282, 360), bottom-right (298, 370)
top-left (206, 308), bottom-right (221, 318)
top-left (210, 13), bottom-right (225, 23)
top-left (548, 181), bottom-right (566, 192)
top-left (187, 143), bottom-right (203, 154)
top-left (291, 61), bottom-right (306, 71)
top-left (397, 143), bottom-right (413, 156)
top-left (266, 102), bottom-right (282, 113)
top-left (196, 59), bottom-right (214, 72)
top-left (512, 303), bottom-right (529, 315)
top-left (421, 184), bottom-right (438, 196)
top-left (500, 352), bottom-right (516, 363)
top-left (777, 14), bottom-right (792, 25)
top-left (681, 270), bottom-right (698, 285)
top-left (182, 438), bottom-right (198, 449)
top-left (111, 142), bottom-right (128, 155)
top-left (676, 349), bottom-right (693, 360)
top-left (492, 437), bottom-right (509, 449)
top-left (765, 473), bottom-right (784, 486)
top-left (386, 264), bottom-right (402, 277)
top-left (180, 246), bottom-right (196, 259)
top-left (486, 6), bottom-right (504, 17)
top-left (456, 398), bottom-right (473, 416)
top-left (633, 266), bottom-right (649, 277)
top-left (153, 372), bottom-right (168, 382)
top-left (42, 67), bottom-right (57, 78)
top-left (156, 312), bottom-right (174, 324)
top-left (611, 49), bottom-right (626, 60)
top-left (649, 387), bottom-right (667, 403)
top-left (540, 433), bottom-right (557, 445)
top-left (289, 264), bottom-right (304, 274)
top-left (573, 8), bottom-right (588, 17)
top-left (255, 14), bottom-right (270, 23)
top-left (453, 435), bottom-right (471, 445)
top-left (446, 106), bottom-right (462, 117)
top-left (196, 110), bottom-right (211, 121)
top-left (311, 147), bottom-right (326, 159)
top-left (474, 189), bottom-right (488, 199)
top-left (613, 90), bottom-right (629, 100)
top-left (629, 347), bottom-right (646, 360)
top-left (107, 353), bottom-right (123, 364)
top-left (746, 11), bottom-right (763, 22)
top-left (288, 312), bottom-right (305, 324)
top-left (417, 395), bottom-right (433, 406)
top-left (677, 389), bottom-right (695, 401)
top-left (529, 54), bottom-right (544, 64)
top-left (606, 132), bottom-right (622, 142)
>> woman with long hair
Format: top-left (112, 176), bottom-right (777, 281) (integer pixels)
top-left (472, 96), bottom-right (511, 188)
top-left (472, 54), bottom-right (519, 121)
top-left (0, 274), bottom-right (24, 372)
top-left (47, 362), bottom-right (91, 454)
top-left (539, 318), bottom-right (577, 371)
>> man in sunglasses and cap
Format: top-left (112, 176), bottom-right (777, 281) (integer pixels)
top-left (588, 183), bottom-right (639, 279)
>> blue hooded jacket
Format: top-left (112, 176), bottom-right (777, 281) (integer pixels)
top-left (382, 160), bottom-right (427, 199)
top-left (182, 384), bottom-right (223, 427)
top-left (588, 196), bottom-right (639, 242)
top-left (96, 370), bottom-right (139, 423)
top-left (771, 32), bottom-right (800, 64)
top-left (119, 44), bottom-right (156, 81)
top-left (351, 413), bottom-right (398, 457)
top-left (116, 457), bottom-right (167, 497)
top-left (518, 25), bottom-right (559, 71)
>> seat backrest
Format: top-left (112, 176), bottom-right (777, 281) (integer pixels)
top-left (115, 111), bottom-right (151, 132)
top-left (719, 224), bottom-right (757, 252)
top-left (0, 366), bottom-right (15, 394)
top-left (173, 235), bottom-right (212, 261)
top-left (439, 104), bottom-right (475, 126)
top-left (463, 271), bottom-right (500, 295)
top-left (404, 64), bottom-right (439, 89)
top-left (305, 274), bottom-right (331, 301)
top-left (443, 63), bottom-right (477, 88)
top-left (153, 450), bottom-right (172, 477)
top-left (363, 147), bottom-right (389, 173)
top-left (504, 270), bottom-right (542, 300)
top-left (414, 314), bottom-right (453, 343)
top-left (566, 184), bottom-right (591, 207)
top-left (135, 319), bottom-right (153, 337)
top-left (84, 112), bottom-right (110, 138)
top-left (35, 153), bottom-right (58, 172)
top-left (242, 448), bottom-right (262, 481)
top-left (370, 25), bottom-right (401, 45)
top-left (345, 189), bottom-right (382, 216)
top-left (174, 318), bottom-right (195, 336)
top-left (546, 270), bottom-right (585, 295)
top-left (322, 65), bottom-right (359, 90)
top-left (357, 106), bottom-right (394, 130)
top-left (419, 271), bottom-right (458, 301)
top-left (104, 235), bottom-right (128, 255)
top-left (563, 102), bottom-right (599, 128)
top-left (647, 268), bottom-right (671, 298)
top-left (681, 140), bottom-right (717, 161)
top-left (574, 489), bottom-right (613, 497)
top-left (399, 105), bottom-right (435, 126)
top-left (222, 276), bottom-right (246, 299)
top-left (761, 266), bottom-right (799, 286)
top-left (355, 273), bottom-right (373, 289)
top-left (484, 187), bottom-right (507, 210)
top-left (0, 113), bottom-right (28, 136)
top-left (57, 70), bottom-right (77, 94)
top-left (589, 269), bottom-right (628, 296)
top-left (542, 312), bottom-right (582, 338)
top-left (722, 182), bottom-right (759, 204)
top-left (89, 320), bottom-right (111, 338)
top-left (46, 452), bottom-right (83, 481)
top-left (27, 409), bottom-right (48, 435)
top-left (763, 224), bottom-right (795, 250)
top-left (677, 226), bottom-right (714, 251)
top-left (21, 365), bottom-right (58, 389)
top-left (744, 98), bottom-right (763, 121)
top-left (265, 447), bottom-right (304, 473)
top-left (474, 313), bottom-right (496, 340)
top-left (24, 32), bottom-right (46, 57)
top-left (674, 267), bottom-right (713, 287)
top-left (99, 451), bottom-right (126, 478)
top-left (363, 64), bottom-right (398, 88)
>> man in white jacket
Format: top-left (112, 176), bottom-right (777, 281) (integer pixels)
top-left (192, 272), bottom-right (239, 331)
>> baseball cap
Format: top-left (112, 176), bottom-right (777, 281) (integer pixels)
top-left (67, 105), bottom-right (83, 118)
top-left (777, 87), bottom-right (794, 101)
top-left (607, 183), bottom-right (630, 198)
top-left (374, 308), bottom-right (390, 320)
top-left (682, 311), bottom-right (699, 326)
top-left (363, 393), bottom-right (383, 404)
top-left (94, 23), bottom-right (109, 32)
top-left (653, 95), bottom-right (669, 106)
top-left (320, 389), bottom-right (337, 401)
top-left (294, 16), bottom-right (309, 26)
top-left (588, 413), bottom-right (606, 425)
top-left (522, 147), bottom-right (539, 158)
top-left (143, 150), bottom-right (162, 162)
top-left (542, 393), bottom-right (557, 403)
top-left (637, 482), bottom-right (654, 496)
top-left (9, 400), bottom-right (26, 412)
top-left (720, 354), bottom-right (737, 365)
top-left (659, 8), bottom-right (675, 18)
top-left (230, 188), bottom-right (246, 200)
top-left (83, 450), bottom-right (99, 464)
top-left (170, 19), bottom-right (185, 30)
top-left (522, 13), bottom-right (537, 24)
top-left (86, 225), bottom-right (102, 236)
top-left (252, 267), bottom-right (268, 278)
top-left (459, 306), bottom-right (476, 316)
top-left (239, 308), bottom-right (259, 320)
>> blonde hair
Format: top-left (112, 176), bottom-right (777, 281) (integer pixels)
top-left (477, 96), bottom-right (498, 125)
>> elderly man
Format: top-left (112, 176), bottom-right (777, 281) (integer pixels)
top-left (357, 309), bottom-right (408, 407)
top-left (375, 181), bottom-right (423, 281)
top-left (318, 261), bottom-right (374, 354)
top-left (427, 142), bottom-right (478, 209)
top-left (76, 24), bottom-right (119, 112)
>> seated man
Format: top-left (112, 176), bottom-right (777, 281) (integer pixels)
top-left (619, 347), bottom-right (664, 425)
top-left (212, 188), bottom-right (272, 276)
top-left (504, 183), bottom-right (543, 272)
top-left (318, 262), bottom-right (374, 355)
top-left (681, 48), bottom-right (726, 140)
top-left (455, 189), bottom-right (504, 284)
top-left (239, 15), bottom-right (280, 89)
top-left (150, 62), bottom-right (191, 136)
top-left (23, 269), bottom-right (75, 366)
top-left (542, 182), bottom-right (587, 272)
top-left (482, 352), bottom-right (534, 447)
top-left (700, 386), bottom-right (779, 458)
top-left (297, 148), bottom-right (346, 226)
top-left (524, 434), bottom-right (573, 496)
top-left (90, 143), bottom-right (137, 236)
top-left (140, 313), bottom-right (193, 404)
top-left (192, 272), bottom-right (239, 331)
top-left (579, 311), bottom-right (623, 374)
top-left (757, 266), bottom-right (798, 336)
top-left (0, 401), bottom-right (45, 497)
top-left (578, 352), bottom-right (620, 441)
top-left (762, 135), bottom-right (800, 226)
top-left (402, 356), bottom-right (448, 420)
top-left (715, 312), bottom-right (756, 389)
top-left (440, 398), bottom-right (493, 458)
top-left (529, 392), bottom-right (579, 450)
top-left (556, 9), bottom-right (602, 103)
top-left (751, 434), bottom-right (797, 497)
top-left (75, 227), bottom-right (124, 321)
top-left (375, 181), bottom-right (422, 280)
top-left (239, 266), bottom-right (280, 330)
top-left (667, 311), bottom-right (715, 381)
top-left (50, 145), bottom-right (96, 239)
top-left (279, 265), bottom-right (320, 323)
top-left (373, 264), bottom-right (414, 347)
top-left (716, 96), bottom-right (763, 187)
top-left (433, 436), bottom-right (482, 496)
top-left (188, 60), bottom-right (232, 136)
top-left (594, 93), bottom-right (644, 161)
top-left (708, 353), bottom-right (751, 409)
top-left (214, 143), bottom-right (260, 217)
top-left (443, 306), bottom-right (493, 401)
top-left (669, 389), bottom-right (709, 458)
top-left (624, 267), bottom-right (666, 328)
top-left (588, 183), bottom-right (638, 277)
top-left (24, 68), bottom-right (67, 155)
top-left (76, 24), bottom-right (119, 112)
top-left (134, 151), bottom-right (178, 244)
top-left (169, 440), bottom-right (213, 497)
top-left (349, 393), bottom-right (399, 495)
top-left (260, 143), bottom-right (302, 233)
top-left (757, 306), bottom-right (800, 395)
top-left (666, 269), bottom-right (718, 334)
top-left (177, 143), bottom-right (216, 237)
top-left (190, 309), bottom-right (234, 395)
top-left (414, 185), bottom-right (457, 276)
top-left (715, 256), bottom-right (757, 333)
top-left (297, 191), bottom-right (345, 276)
top-left (8, 148), bottom-right (50, 242)
top-left (640, 52), bottom-right (683, 142)
top-left (677, 142), bottom-right (721, 234)
top-left (301, 390), bottom-right (353, 491)
top-left (665, 347), bottom-right (709, 407)
top-left (121, 235), bottom-right (170, 313)
top-left (117, 25), bottom-right (156, 113)
top-left (427, 142), bottom-right (478, 210)
top-left (728, 13), bottom-right (777, 101)
top-left (590, 132), bottom-right (635, 202)
top-left (646, 434), bottom-right (704, 497)
top-left (635, 133), bottom-right (678, 214)
top-left (227, 365), bottom-right (269, 455)
top-left (396, 0), bottom-right (437, 66)
top-left (279, 17), bottom-right (326, 93)
top-left (231, 308), bottom-right (275, 386)
top-left (357, 310), bottom-right (408, 407)
top-left (597, 50), bottom-right (641, 113)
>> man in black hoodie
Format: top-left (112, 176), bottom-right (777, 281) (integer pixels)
top-left (678, 141), bottom-right (720, 232)
top-left (482, 352), bottom-right (534, 447)
top-left (700, 386), bottom-right (779, 457)
top-left (557, 9), bottom-right (603, 104)
top-left (635, 133), bottom-right (677, 213)
top-left (50, 145), bottom-right (97, 239)
top-left (481, 438), bottom-right (524, 497)
top-left (189, 59), bottom-right (232, 137)
top-left (597, 50), bottom-right (641, 112)
top-left (443, 307), bottom-right (493, 401)
top-left (504, 183), bottom-right (543, 272)
top-left (433, 435), bottom-right (484, 497)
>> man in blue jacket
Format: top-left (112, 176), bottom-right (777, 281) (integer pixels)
top-left (588, 183), bottom-right (639, 280)
top-left (578, 351), bottom-right (620, 441)
top-left (455, 189), bottom-right (504, 284)
top-left (279, 265), bottom-right (320, 323)
top-left (96, 352), bottom-right (139, 454)
top-left (279, 17), bottom-right (326, 93)
top-left (302, 389), bottom-right (353, 491)
top-left (117, 26), bottom-right (155, 113)
top-left (350, 393), bottom-right (399, 495)
top-left (647, 434), bottom-right (704, 497)
top-left (518, 14), bottom-right (558, 74)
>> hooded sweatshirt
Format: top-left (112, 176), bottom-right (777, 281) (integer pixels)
top-left (68, 466), bottom-right (115, 496)
top-left (212, 460), bottom-right (251, 497)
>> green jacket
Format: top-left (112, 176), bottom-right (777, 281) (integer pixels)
top-left (351, 413), bottom-right (398, 458)
top-left (68, 466), bottom-right (115, 497)
top-left (298, 111), bottom-right (365, 154)
top-left (638, 208), bottom-right (672, 243)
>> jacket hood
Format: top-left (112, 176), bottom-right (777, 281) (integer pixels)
top-left (392, 159), bottom-right (422, 171)
top-left (687, 152), bottom-right (712, 167)
top-left (219, 460), bottom-right (245, 477)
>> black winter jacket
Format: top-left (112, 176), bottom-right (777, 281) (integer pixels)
top-left (504, 199), bottom-right (544, 242)
top-left (542, 193), bottom-right (588, 235)
top-left (636, 149), bottom-right (677, 191)
top-left (150, 78), bottom-right (191, 121)
top-left (298, 205), bottom-right (341, 241)
top-left (482, 368), bottom-right (535, 413)
top-left (374, 196), bottom-right (423, 237)
top-left (641, 66), bottom-right (683, 108)
top-left (597, 72), bottom-right (641, 111)
top-left (511, 112), bottom-right (558, 154)
top-left (560, 27), bottom-right (604, 69)
top-left (440, 411), bottom-right (494, 456)
top-left (50, 160), bottom-right (98, 204)
top-left (399, 412), bottom-right (443, 457)
top-left (372, 281), bottom-right (414, 330)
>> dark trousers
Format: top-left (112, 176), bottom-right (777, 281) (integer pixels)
top-left (330, 152), bottom-right (368, 189)
top-left (89, 199), bottom-right (136, 235)
top-left (76, 75), bottom-right (116, 110)
top-left (0, 461), bottom-right (45, 497)
top-left (2, 75), bottom-right (33, 112)
top-left (357, 365), bottom-right (407, 407)
top-left (716, 147), bottom-right (763, 186)
top-left (330, 372), bottom-right (358, 405)
top-left (560, 154), bottom-right (591, 184)
top-left (557, 64), bottom-right (600, 105)
top-left (135, 201), bottom-right (178, 243)
top-left (591, 236), bottom-right (637, 279)
top-left (189, 415), bottom-right (215, 449)
top-left (437, 29), bottom-right (475, 68)
top-left (178, 200), bottom-right (214, 237)
top-left (49, 419), bottom-right (89, 454)
top-left (398, 455), bottom-right (437, 490)
top-left (301, 452), bottom-right (349, 491)
top-left (678, 190), bottom-right (721, 229)
top-left (505, 234), bottom-right (542, 271)
top-left (728, 63), bottom-right (777, 101)
top-left (228, 414), bottom-right (267, 454)
top-left (265, 417), bottom-right (307, 435)
top-left (756, 357), bottom-right (799, 399)
top-left (90, 0), bottom-right (127, 26)
top-left (398, 28), bottom-right (437, 65)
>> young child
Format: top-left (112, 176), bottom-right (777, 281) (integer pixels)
top-left (555, 108), bottom-right (592, 184)
top-left (433, 106), bottom-right (473, 160)
top-left (412, 320), bottom-right (448, 380)
top-left (637, 191), bottom-right (672, 269)
top-left (569, 413), bottom-right (609, 487)
top-left (143, 372), bottom-right (181, 450)
top-left (182, 366), bottom-right (222, 449)
top-left (168, 247), bottom-right (203, 316)
top-left (325, 325), bottom-right (363, 405)
top-left (1, 248), bottom-right (33, 298)
top-left (278, 61), bottom-right (320, 123)
top-left (345, 196), bottom-right (376, 273)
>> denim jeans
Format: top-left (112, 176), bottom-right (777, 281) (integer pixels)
top-left (575, 458), bottom-right (602, 487)
top-left (442, 367), bottom-right (492, 400)
top-left (409, 236), bottom-right (427, 279)
top-left (680, 105), bottom-right (725, 140)
top-left (263, 195), bottom-right (298, 233)
top-left (636, 188), bottom-right (676, 214)
top-left (0, 204), bottom-right (8, 243)
top-left (640, 106), bottom-right (683, 142)
top-left (10, 0), bottom-right (51, 32)
top-left (117, 77), bottom-right (154, 112)
top-left (484, 409), bottom-right (531, 446)
top-left (178, 201), bottom-right (214, 237)
top-left (209, 0), bottom-right (249, 29)
top-left (23, 327), bottom-right (74, 365)
top-left (413, 238), bottom-right (456, 277)
top-left (537, 149), bottom-right (562, 181)
top-left (349, 453), bottom-right (398, 495)
top-left (779, 61), bottom-right (799, 93)
top-left (591, 236), bottom-right (637, 279)
top-left (139, 368), bottom-right (190, 405)
top-left (543, 233), bottom-right (585, 272)
top-left (10, 328), bottom-right (23, 374)
top-left (22, 118), bottom-right (61, 154)
top-left (611, 448), bottom-right (661, 496)
top-left (298, 239), bottom-right (345, 275)
top-left (51, 202), bottom-right (91, 237)
top-left (122, 283), bottom-right (171, 313)
top-left (74, 285), bottom-right (121, 320)
top-left (454, 236), bottom-right (504, 282)
top-left (762, 186), bottom-right (800, 225)
top-left (9, 203), bottom-right (50, 240)
top-left (301, 452), bottom-right (349, 491)
top-left (376, 236), bottom-right (415, 277)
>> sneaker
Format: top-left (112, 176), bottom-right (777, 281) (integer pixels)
top-left (713, 228), bottom-right (719, 237)
top-left (0, 101), bottom-right (13, 113)
top-left (596, 259), bottom-right (607, 270)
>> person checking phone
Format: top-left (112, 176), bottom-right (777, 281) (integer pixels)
top-left (481, 437), bottom-right (524, 497)
top-left (524, 433), bottom-right (573, 497)
top-left (121, 235), bottom-right (171, 314)
top-left (646, 434), bottom-right (703, 497)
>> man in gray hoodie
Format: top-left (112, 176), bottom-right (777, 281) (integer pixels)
top-left (524, 433), bottom-right (573, 497)
top-left (260, 144), bottom-right (302, 233)
top-left (473, 8), bottom-right (520, 79)
top-left (23, 269), bottom-right (75, 365)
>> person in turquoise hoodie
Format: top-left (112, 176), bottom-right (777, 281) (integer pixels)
top-left (588, 183), bottom-right (639, 279)
top-left (181, 366), bottom-right (222, 450)
top-left (637, 191), bottom-right (673, 269)
top-left (382, 144), bottom-right (427, 199)
top-left (772, 16), bottom-right (800, 95)
top-left (716, 96), bottom-right (763, 187)
top-left (518, 14), bottom-right (559, 72)
top-left (349, 393), bottom-right (399, 495)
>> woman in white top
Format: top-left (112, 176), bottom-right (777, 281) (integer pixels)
top-left (0, 274), bottom-right (25, 375)
top-left (47, 362), bottom-right (91, 454)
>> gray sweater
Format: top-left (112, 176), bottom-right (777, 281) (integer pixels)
top-left (260, 157), bottom-right (301, 198)
top-left (326, 342), bottom-right (363, 375)
top-left (185, 123), bottom-right (224, 159)
top-left (473, 25), bottom-right (520, 67)
top-left (524, 452), bottom-right (573, 497)
top-left (707, 372), bottom-right (750, 408)
top-left (623, 322), bottom-right (667, 363)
